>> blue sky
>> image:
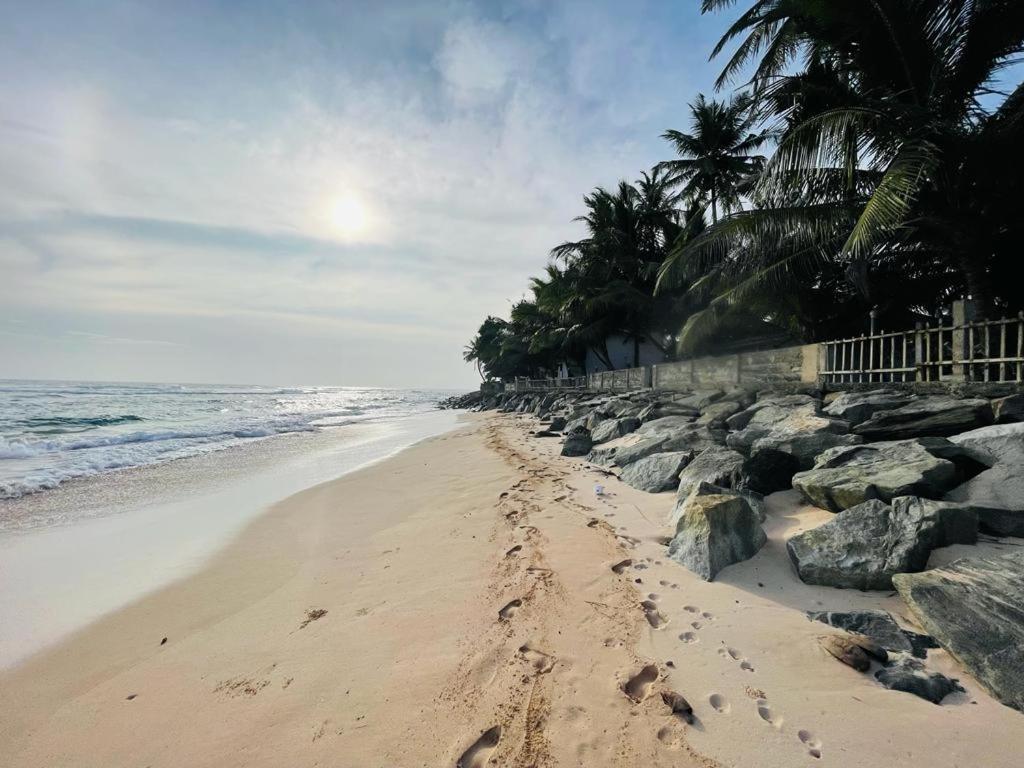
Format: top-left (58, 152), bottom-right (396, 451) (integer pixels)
top-left (1, 1), bottom-right (740, 387)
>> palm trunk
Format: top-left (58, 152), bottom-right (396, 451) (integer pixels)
top-left (711, 186), bottom-right (718, 224)
top-left (959, 254), bottom-right (992, 317)
top-left (633, 335), bottom-right (640, 368)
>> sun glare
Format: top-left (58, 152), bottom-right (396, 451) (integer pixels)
top-left (328, 194), bottom-right (370, 238)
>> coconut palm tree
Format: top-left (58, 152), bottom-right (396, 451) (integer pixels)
top-left (662, 0), bottom-right (1024, 350)
top-left (658, 93), bottom-right (769, 223)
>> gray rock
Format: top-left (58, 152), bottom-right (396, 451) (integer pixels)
top-left (675, 447), bottom-right (746, 501)
top-left (894, 551), bottom-right (1024, 712)
top-left (674, 390), bottom-right (725, 410)
top-left (561, 428), bottom-right (593, 457)
top-left (725, 394), bottom-right (817, 431)
top-left (727, 399), bottom-right (858, 469)
top-left (991, 394), bottom-right (1024, 423)
top-left (667, 482), bottom-right (767, 581)
top-left (792, 439), bottom-right (961, 512)
top-left (697, 400), bottom-right (742, 427)
top-left (823, 390), bottom-right (917, 426)
top-left (637, 415), bottom-right (702, 435)
top-left (619, 451), bottom-right (694, 493)
top-left (854, 396), bottom-right (992, 440)
top-left (637, 402), bottom-right (699, 423)
top-left (807, 610), bottom-right (936, 657)
top-left (548, 415), bottom-right (566, 432)
top-left (590, 417), bottom-right (641, 444)
top-left (874, 656), bottom-right (963, 704)
top-left (785, 496), bottom-right (977, 590)
top-left (946, 423), bottom-right (1024, 536)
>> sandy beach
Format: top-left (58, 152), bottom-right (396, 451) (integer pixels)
top-left (2, 412), bottom-right (1022, 767)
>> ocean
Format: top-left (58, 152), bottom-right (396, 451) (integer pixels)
top-left (0, 380), bottom-right (450, 501)
top-left (0, 379), bottom-right (463, 666)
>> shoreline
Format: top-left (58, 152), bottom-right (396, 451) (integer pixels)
top-left (2, 412), bottom-right (1022, 767)
top-left (0, 409), bottom-right (460, 668)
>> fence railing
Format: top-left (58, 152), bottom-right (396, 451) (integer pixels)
top-left (821, 312), bottom-right (1024, 384)
top-left (496, 302), bottom-right (1023, 395)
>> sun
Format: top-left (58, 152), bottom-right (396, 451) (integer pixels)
top-left (328, 194), bottom-right (370, 238)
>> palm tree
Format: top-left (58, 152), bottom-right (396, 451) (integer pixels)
top-left (658, 93), bottom-right (768, 223)
top-left (662, 0), bottom-right (1024, 350)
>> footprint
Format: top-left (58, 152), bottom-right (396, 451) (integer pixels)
top-left (504, 545), bottom-right (522, 558)
top-left (456, 725), bottom-right (502, 768)
top-left (757, 699), bottom-right (783, 728)
top-left (708, 693), bottom-right (731, 714)
top-left (701, 612), bottom-right (715, 621)
top-left (691, 621), bottom-right (703, 630)
top-left (623, 664), bottom-right (659, 703)
top-left (683, 606), bottom-right (699, 614)
top-left (740, 661), bottom-right (755, 672)
top-left (727, 648), bottom-right (741, 660)
top-left (611, 559), bottom-right (633, 574)
top-left (498, 599), bottom-right (523, 620)
top-left (647, 593), bottom-right (660, 601)
top-left (659, 580), bottom-right (670, 587)
top-left (517, 644), bottom-right (555, 674)
top-left (799, 730), bottom-right (822, 759)
top-left (641, 601), bottom-right (669, 629)
top-left (679, 631), bottom-right (699, 644)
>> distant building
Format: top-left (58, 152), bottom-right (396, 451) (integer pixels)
top-left (584, 334), bottom-right (668, 373)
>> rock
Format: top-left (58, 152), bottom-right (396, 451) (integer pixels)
top-left (726, 398), bottom-right (859, 469)
top-left (807, 610), bottom-right (935, 657)
top-left (561, 428), bottom-right (593, 457)
top-left (548, 416), bottom-right (566, 432)
top-left (853, 396), bottom-right (992, 440)
top-left (637, 415), bottom-right (702, 435)
top-left (894, 551), bottom-right (1024, 711)
top-left (619, 451), bottom-right (693, 493)
top-left (674, 390), bottom-right (725, 410)
top-left (613, 435), bottom-right (676, 467)
top-left (946, 423), bottom-right (1024, 536)
top-left (697, 400), bottom-right (742, 427)
top-left (660, 691), bottom-right (695, 724)
top-left (823, 390), bottom-right (918, 425)
top-left (738, 449), bottom-right (800, 495)
top-left (675, 447), bottom-right (746, 500)
top-left (637, 402), bottom-right (699, 423)
top-left (819, 635), bottom-right (872, 671)
top-left (591, 417), bottom-right (641, 444)
top-left (874, 656), bottom-right (963, 704)
top-left (991, 394), bottom-right (1024, 423)
top-left (725, 394), bottom-right (817, 431)
top-left (785, 496), bottom-right (977, 590)
top-left (667, 482), bottom-right (766, 581)
top-left (792, 439), bottom-right (962, 512)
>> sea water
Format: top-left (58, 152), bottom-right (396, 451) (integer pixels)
top-left (0, 379), bottom-right (463, 666)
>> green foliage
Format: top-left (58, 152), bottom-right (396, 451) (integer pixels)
top-left (466, 0), bottom-right (1024, 377)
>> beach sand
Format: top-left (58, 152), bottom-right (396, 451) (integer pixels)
top-left (1, 413), bottom-right (1022, 767)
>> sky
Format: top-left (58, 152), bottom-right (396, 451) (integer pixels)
top-left (0, 0), bottom-right (739, 388)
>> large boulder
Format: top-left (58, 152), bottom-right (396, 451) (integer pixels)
top-left (991, 394), bottom-right (1024, 424)
top-left (560, 428), bottom-right (593, 457)
top-left (667, 483), bottom-right (767, 581)
top-left (853, 396), bottom-right (992, 440)
top-left (675, 447), bottom-right (746, 501)
top-left (590, 416), bottom-right (641, 444)
top-left (894, 551), bottom-right (1024, 712)
top-left (726, 398), bottom-right (859, 470)
top-left (674, 390), bottom-right (725, 410)
top-left (619, 451), bottom-right (693, 493)
top-left (637, 401), bottom-right (699, 423)
top-left (637, 415), bottom-right (703, 435)
top-left (786, 496), bottom-right (977, 590)
top-left (547, 415), bottom-right (567, 432)
top-left (697, 400), bottom-right (743, 427)
top-left (946, 422), bottom-right (1024, 536)
top-left (823, 390), bottom-right (918, 426)
top-left (725, 394), bottom-right (818, 431)
top-left (792, 439), bottom-right (962, 512)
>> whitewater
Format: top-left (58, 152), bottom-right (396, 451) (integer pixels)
top-left (0, 380), bottom-right (450, 500)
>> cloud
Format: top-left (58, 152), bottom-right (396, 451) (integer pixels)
top-left (0, 0), bottom-right (728, 386)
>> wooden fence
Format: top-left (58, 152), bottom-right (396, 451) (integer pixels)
top-left (821, 311), bottom-right (1024, 384)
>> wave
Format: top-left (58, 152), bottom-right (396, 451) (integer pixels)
top-left (18, 414), bottom-right (145, 429)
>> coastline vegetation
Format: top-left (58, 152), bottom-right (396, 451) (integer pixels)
top-left (465, 0), bottom-right (1024, 381)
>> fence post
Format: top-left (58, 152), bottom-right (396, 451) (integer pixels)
top-left (950, 299), bottom-right (978, 382)
top-left (914, 323), bottom-right (925, 382)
